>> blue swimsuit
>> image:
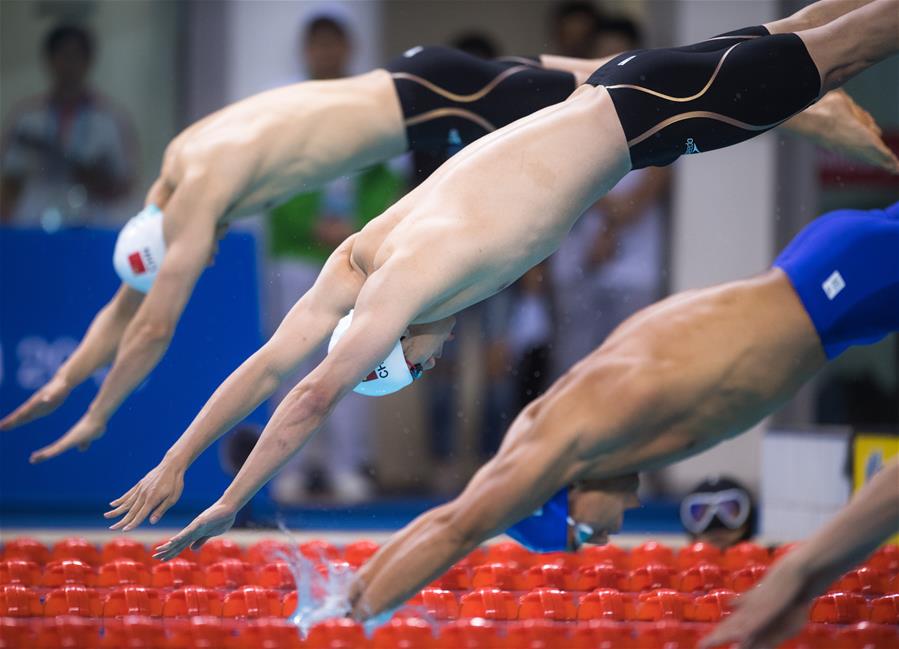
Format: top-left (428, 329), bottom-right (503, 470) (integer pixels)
top-left (773, 202), bottom-right (899, 359)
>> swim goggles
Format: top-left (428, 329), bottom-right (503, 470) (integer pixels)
top-left (680, 488), bottom-right (751, 534)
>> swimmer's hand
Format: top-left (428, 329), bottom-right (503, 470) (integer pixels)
top-left (28, 413), bottom-right (105, 464)
top-left (401, 317), bottom-right (456, 371)
top-left (152, 501), bottom-right (236, 561)
top-left (0, 374), bottom-right (72, 431)
top-left (699, 555), bottom-right (811, 649)
top-left (105, 460), bottom-right (185, 530)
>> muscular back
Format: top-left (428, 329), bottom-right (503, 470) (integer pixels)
top-left (348, 85), bottom-right (631, 324)
top-left (551, 270), bottom-right (828, 480)
top-left (158, 70), bottom-right (407, 222)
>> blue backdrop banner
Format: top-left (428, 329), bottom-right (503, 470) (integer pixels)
top-left (0, 228), bottom-right (266, 518)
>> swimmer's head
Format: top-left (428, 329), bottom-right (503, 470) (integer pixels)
top-left (328, 310), bottom-right (422, 397)
top-left (113, 205), bottom-right (166, 293)
top-left (506, 475), bottom-right (640, 553)
top-left (568, 474), bottom-right (641, 546)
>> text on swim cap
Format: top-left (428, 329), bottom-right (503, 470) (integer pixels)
top-left (362, 363), bottom-right (390, 382)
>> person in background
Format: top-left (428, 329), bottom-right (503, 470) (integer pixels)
top-left (0, 24), bottom-right (136, 228)
top-left (549, 1), bottom-right (601, 59)
top-left (505, 265), bottom-right (556, 412)
top-left (551, 15), bottom-right (669, 378)
top-left (450, 31), bottom-right (499, 61)
top-left (680, 476), bottom-right (758, 549)
top-left (266, 15), bottom-right (405, 504)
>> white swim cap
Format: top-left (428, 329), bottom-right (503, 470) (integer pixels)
top-left (113, 205), bottom-right (166, 293)
top-left (328, 310), bottom-right (418, 397)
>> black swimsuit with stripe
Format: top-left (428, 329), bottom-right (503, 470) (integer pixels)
top-left (385, 46), bottom-right (578, 158)
top-left (585, 26), bottom-right (822, 168)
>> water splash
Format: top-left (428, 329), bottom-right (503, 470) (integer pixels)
top-left (271, 518), bottom-right (439, 639)
top-left (271, 518), bottom-right (354, 636)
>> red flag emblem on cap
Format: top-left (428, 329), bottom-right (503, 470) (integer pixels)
top-left (362, 370), bottom-right (377, 382)
top-left (128, 252), bottom-right (146, 274)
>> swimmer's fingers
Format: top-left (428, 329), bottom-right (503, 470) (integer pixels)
top-left (109, 492), bottom-right (150, 531)
top-left (103, 501), bottom-right (133, 520)
top-left (104, 490), bottom-right (139, 519)
top-left (29, 417), bottom-right (105, 464)
top-left (108, 484), bottom-right (139, 509)
top-left (152, 503), bottom-right (236, 561)
top-left (149, 496), bottom-right (178, 525)
top-left (121, 497), bottom-right (158, 532)
top-left (0, 377), bottom-right (71, 431)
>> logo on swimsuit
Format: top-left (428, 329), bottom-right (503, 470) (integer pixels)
top-left (822, 270), bottom-right (846, 300)
top-left (617, 55), bottom-right (637, 66)
top-left (447, 128), bottom-right (463, 156)
top-left (685, 138), bottom-right (701, 155)
top-left (403, 46), bottom-right (424, 58)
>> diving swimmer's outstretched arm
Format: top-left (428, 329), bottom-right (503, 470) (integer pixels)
top-left (20, 172), bottom-right (234, 464)
top-left (151, 261), bottom-right (448, 559)
top-left (4, 71), bottom-right (407, 463)
top-left (103, 237), bottom-right (365, 530)
top-left (701, 458), bottom-right (899, 649)
top-left (349, 401), bottom-right (597, 619)
top-left (0, 285), bottom-right (143, 434)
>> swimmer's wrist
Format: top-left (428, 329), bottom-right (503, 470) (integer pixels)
top-left (162, 448), bottom-right (191, 471)
top-left (218, 489), bottom-right (248, 513)
top-left (84, 404), bottom-right (110, 427)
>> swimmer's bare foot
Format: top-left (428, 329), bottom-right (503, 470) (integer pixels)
top-left (798, 90), bottom-right (899, 173)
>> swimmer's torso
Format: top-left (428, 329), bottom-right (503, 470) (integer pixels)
top-left (160, 48), bottom-right (577, 224)
top-left (351, 84), bottom-right (631, 323)
top-left (557, 271), bottom-right (827, 480)
top-left (161, 70), bottom-right (407, 220)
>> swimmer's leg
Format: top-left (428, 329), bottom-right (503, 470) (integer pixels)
top-left (765, 0), bottom-right (874, 33)
top-left (793, 0), bottom-right (899, 93)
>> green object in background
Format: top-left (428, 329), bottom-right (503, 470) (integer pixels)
top-left (268, 164), bottom-right (404, 265)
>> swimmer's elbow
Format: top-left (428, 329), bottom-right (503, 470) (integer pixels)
top-left (284, 380), bottom-right (335, 430)
top-left (132, 319), bottom-right (175, 346)
top-left (443, 501), bottom-right (495, 550)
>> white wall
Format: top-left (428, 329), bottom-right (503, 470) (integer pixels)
top-left (225, 0), bottom-right (382, 102)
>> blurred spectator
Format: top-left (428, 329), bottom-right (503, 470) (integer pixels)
top-left (267, 15), bottom-right (405, 504)
top-left (680, 476), bottom-right (758, 548)
top-left (0, 24), bottom-right (136, 228)
top-left (595, 14), bottom-right (644, 57)
top-left (549, 1), bottom-right (600, 58)
top-left (450, 31), bottom-right (500, 60)
top-left (551, 15), bottom-right (668, 377)
top-left (505, 265), bottom-right (555, 412)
